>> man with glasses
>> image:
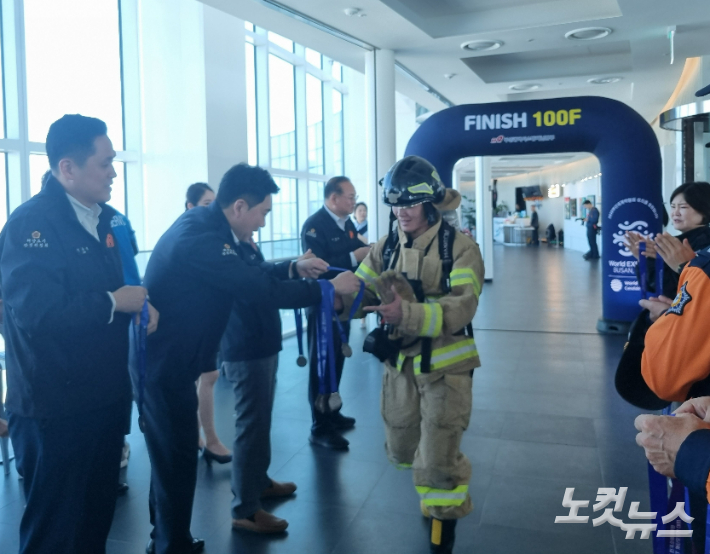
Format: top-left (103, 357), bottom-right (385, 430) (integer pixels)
top-left (301, 176), bottom-right (370, 449)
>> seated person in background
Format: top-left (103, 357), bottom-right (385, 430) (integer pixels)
top-left (626, 181), bottom-right (710, 297)
top-left (640, 249), bottom-right (710, 402)
top-left (636, 397), bottom-right (710, 504)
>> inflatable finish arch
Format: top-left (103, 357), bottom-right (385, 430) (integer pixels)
top-left (404, 96), bottom-right (663, 328)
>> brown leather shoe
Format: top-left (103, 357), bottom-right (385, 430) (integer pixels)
top-left (232, 510), bottom-right (289, 534)
top-left (261, 480), bottom-right (297, 498)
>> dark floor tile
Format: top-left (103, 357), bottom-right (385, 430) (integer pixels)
top-left (271, 451), bottom-right (387, 510)
top-left (501, 412), bottom-right (597, 447)
top-left (331, 507), bottom-right (432, 554)
top-left (466, 523), bottom-right (614, 554)
top-left (493, 440), bottom-right (602, 485)
top-left (465, 409), bottom-right (507, 439)
top-left (598, 446), bottom-right (652, 490)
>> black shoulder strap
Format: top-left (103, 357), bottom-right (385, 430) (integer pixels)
top-left (438, 220), bottom-right (455, 294)
top-left (382, 212), bottom-right (400, 271)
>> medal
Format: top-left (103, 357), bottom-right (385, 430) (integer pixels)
top-left (297, 355), bottom-right (307, 367)
top-left (341, 343), bottom-right (353, 358)
top-left (328, 392), bottom-right (343, 412)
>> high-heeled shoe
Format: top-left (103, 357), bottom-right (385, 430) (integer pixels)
top-left (202, 447), bottom-right (232, 465)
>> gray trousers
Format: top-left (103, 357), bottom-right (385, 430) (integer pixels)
top-left (222, 355), bottom-right (279, 519)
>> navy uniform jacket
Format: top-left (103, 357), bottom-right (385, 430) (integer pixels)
top-left (0, 176), bottom-right (132, 419)
top-left (220, 241), bottom-right (321, 363)
top-left (586, 207), bottom-right (599, 229)
top-left (301, 207), bottom-right (366, 281)
top-left (142, 201), bottom-right (322, 384)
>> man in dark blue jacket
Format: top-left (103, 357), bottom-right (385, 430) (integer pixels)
top-left (583, 199), bottom-right (600, 260)
top-left (301, 177), bottom-right (369, 449)
top-left (220, 239), bottom-right (327, 534)
top-left (139, 164), bottom-right (359, 554)
top-left (1, 115), bottom-right (151, 554)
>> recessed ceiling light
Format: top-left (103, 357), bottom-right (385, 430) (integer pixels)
top-left (588, 76), bottom-right (622, 85)
top-left (343, 7), bottom-right (365, 17)
top-left (509, 83), bottom-right (541, 91)
top-left (461, 40), bottom-right (503, 52)
top-left (444, 73), bottom-right (457, 79)
top-left (565, 27), bottom-right (612, 41)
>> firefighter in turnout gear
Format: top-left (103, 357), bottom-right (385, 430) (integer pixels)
top-left (352, 156), bottom-right (484, 554)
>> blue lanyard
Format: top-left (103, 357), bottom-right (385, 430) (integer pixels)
top-left (133, 300), bottom-right (149, 432)
top-left (316, 280), bottom-right (337, 395)
top-left (294, 308), bottom-right (307, 366)
top-left (638, 243), bottom-right (665, 300)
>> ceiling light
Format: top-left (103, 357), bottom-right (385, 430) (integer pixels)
top-left (565, 27), bottom-right (612, 41)
top-left (444, 73), bottom-right (457, 79)
top-left (588, 76), bottom-right (622, 85)
top-left (461, 40), bottom-right (503, 52)
top-left (509, 83), bottom-right (541, 91)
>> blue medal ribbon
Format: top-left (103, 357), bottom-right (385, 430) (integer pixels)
top-left (326, 266), bottom-right (365, 348)
top-left (133, 299), bottom-right (149, 432)
top-left (316, 280), bottom-right (337, 396)
top-left (639, 242), bottom-right (648, 299)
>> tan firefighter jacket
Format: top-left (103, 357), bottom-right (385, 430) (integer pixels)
top-left (351, 218), bottom-right (484, 376)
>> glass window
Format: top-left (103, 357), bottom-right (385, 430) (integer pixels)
top-left (258, 176), bottom-right (299, 259)
top-left (268, 31), bottom-right (293, 52)
top-left (0, 155), bottom-right (7, 230)
top-left (308, 180), bottom-right (324, 217)
top-left (29, 154), bottom-right (50, 197)
top-left (24, 0), bottom-right (124, 145)
top-left (244, 21), bottom-right (254, 31)
top-left (245, 43), bottom-right (258, 166)
top-left (306, 75), bottom-right (324, 174)
top-left (268, 55), bottom-right (296, 171)
top-left (333, 90), bottom-right (344, 175)
top-left (29, 154), bottom-right (126, 214)
top-left (305, 48), bottom-right (321, 69)
top-left (332, 60), bottom-right (343, 82)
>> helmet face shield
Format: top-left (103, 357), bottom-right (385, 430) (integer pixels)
top-left (381, 156), bottom-right (446, 207)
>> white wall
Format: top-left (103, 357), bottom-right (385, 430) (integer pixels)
top-left (395, 91), bottom-right (418, 161)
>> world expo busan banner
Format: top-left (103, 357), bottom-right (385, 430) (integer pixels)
top-left (404, 96), bottom-right (663, 325)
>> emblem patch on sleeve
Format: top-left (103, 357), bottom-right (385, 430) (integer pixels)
top-left (306, 228), bottom-right (317, 238)
top-left (666, 282), bottom-right (692, 316)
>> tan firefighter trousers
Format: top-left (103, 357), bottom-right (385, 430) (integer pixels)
top-left (380, 359), bottom-right (473, 520)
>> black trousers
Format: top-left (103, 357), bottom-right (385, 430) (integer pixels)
top-left (142, 380), bottom-right (199, 554)
top-left (307, 309), bottom-right (350, 433)
top-left (586, 228), bottom-right (600, 258)
top-left (8, 402), bottom-right (126, 554)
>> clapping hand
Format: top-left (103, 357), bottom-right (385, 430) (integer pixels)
top-left (652, 233), bottom-right (696, 272)
top-left (624, 231), bottom-right (656, 259)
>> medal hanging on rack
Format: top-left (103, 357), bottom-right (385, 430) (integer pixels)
top-left (314, 280), bottom-right (341, 413)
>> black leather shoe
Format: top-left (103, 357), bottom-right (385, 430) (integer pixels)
top-left (117, 482), bottom-right (129, 496)
top-left (309, 430), bottom-right (349, 450)
top-left (202, 447), bottom-right (232, 465)
top-left (146, 538), bottom-right (205, 554)
top-left (331, 412), bottom-right (356, 430)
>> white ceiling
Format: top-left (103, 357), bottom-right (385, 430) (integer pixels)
top-left (201, 0), bottom-right (710, 175)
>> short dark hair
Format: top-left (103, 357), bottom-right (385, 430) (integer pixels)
top-left (216, 163), bottom-right (279, 208)
top-left (582, 199), bottom-right (593, 206)
top-left (46, 114), bottom-right (108, 170)
top-left (355, 202), bottom-right (368, 212)
top-left (324, 176), bottom-right (351, 200)
top-left (185, 182), bottom-right (214, 210)
top-left (670, 182), bottom-right (710, 224)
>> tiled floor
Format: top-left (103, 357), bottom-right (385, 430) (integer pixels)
top-left (0, 244), bottom-right (655, 553)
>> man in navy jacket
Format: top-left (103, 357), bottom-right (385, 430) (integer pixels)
top-left (300, 177), bottom-right (370, 449)
top-left (139, 164), bottom-right (359, 554)
top-left (1, 115), bottom-right (151, 554)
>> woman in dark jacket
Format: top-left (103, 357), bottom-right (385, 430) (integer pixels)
top-left (627, 181), bottom-right (710, 297)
